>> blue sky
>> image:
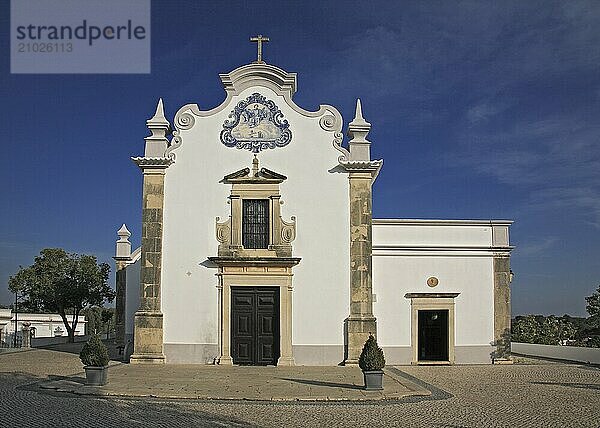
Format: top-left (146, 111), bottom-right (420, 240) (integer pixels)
top-left (1, 1), bottom-right (599, 316)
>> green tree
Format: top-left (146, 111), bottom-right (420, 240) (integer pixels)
top-left (8, 248), bottom-right (114, 343)
top-left (513, 314), bottom-right (578, 345)
top-left (583, 285), bottom-right (600, 347)
top-left (101, 308), bottom-right (114, 340)
top-left (512, 315), bottom-right (539, 343)
top-left (557, 316), bottom-right (578, 344)
top-left (585, 285), bottom-right (600, 322)
top-left (82, 306), bottom-right (103, 335)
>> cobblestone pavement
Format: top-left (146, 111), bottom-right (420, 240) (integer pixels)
top-left (1, 349), bottom-right (599, 427)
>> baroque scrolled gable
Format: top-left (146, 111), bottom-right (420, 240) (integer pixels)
top-left (167, 62), bottom-right (347, 164)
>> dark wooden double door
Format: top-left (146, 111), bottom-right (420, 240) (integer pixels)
top-left (418, 310), bottom-right (449, 361)
top-left (231, 287), bottom-right (280, 365)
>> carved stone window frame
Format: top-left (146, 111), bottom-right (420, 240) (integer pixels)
top-left (215, 160), bottom-right (296, 258)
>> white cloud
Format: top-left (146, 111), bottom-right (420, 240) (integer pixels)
top-left (455, 106), bottom-right (600, 226)
top-left (517, 237), bottom-right (559, 256)
top-left (467, 101), bottom-right (510, 124)
top-left (311, 1), bottom-right (600, 103)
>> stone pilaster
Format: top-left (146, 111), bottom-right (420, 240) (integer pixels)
top-left (114, 224), bottom-right (131, 349)
top-left (345, 171), bottom-right (377, 364)
top-left (114, 259), bottom-right (127, 348)
top-left (341, 99), bottom-right (382, 365)
top-left (130, 167), bottom-right (169, 364)
top-left (130, 99), bottom-right (172, 365)
top-left (493, 256), bottom-right (512, 362)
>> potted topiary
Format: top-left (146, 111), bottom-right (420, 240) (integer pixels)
top-left (358, 334), bottom-right (385, 391)
top-left (79, 335), bottom-right (110, 386)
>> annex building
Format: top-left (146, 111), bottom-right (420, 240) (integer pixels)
top-left (114, 41), bottom-right (513, 366)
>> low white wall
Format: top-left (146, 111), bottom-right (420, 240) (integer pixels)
top-left (512, 342), bottom-right (600, 364)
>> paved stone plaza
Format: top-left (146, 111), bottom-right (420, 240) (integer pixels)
top-left (0, 348), bottom-right (599, 427)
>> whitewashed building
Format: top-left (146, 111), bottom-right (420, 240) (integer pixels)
top-left (0, 308), bottom-right (86, 343)
top-left (114, 50), bottom-right (513, 366)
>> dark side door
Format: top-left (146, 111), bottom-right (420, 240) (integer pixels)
top-left (418, 309), bottom-right (449, 361)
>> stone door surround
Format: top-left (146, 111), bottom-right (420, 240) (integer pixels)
top-left (209, 261), bottom-right (299, 366)
top-left (405, 293), bottom-right (459, 365)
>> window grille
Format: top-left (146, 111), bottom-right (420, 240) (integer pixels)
top-left (242, 199), bottom-right (269, 249)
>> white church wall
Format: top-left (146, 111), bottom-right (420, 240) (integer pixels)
top-left (373, 219), bottom-right (498, 248)
top-left (161, 85), bottom-right (350, 363)
top-left (373, 220), bottom-right (500, 364)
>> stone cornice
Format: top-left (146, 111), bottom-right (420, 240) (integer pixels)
top-left (339, 159), bottom-right (383, 182)
top-left (404, 292), bottom-right (461, 299)
top-left (373, 219), bottom-right (514, 226)
top-left (208, 256), bottom-right (301, 267)
top-left (219, 62), bottom-right (297, 97)
top-left (373, 245), bottom-right (515, 251)
top-left (131, 157), bottom-right (174, 170)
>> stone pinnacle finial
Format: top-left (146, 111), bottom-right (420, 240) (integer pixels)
top-left (117, 224), bottom-right (131, 241)
top-left (115, 224), bottom-right (132, 259)
top-left (147, 98), bottom-right (169, 127)
top-left (151, 98), bottom-right (166, 122)
top-left (347, 98), bottom-right (372, 161)
top-left (144, 98), bottom-right (171, 157)
top-left (349, 99), bottom-right (370, 128)
top-left (252, 154), bottom-right (259, 176)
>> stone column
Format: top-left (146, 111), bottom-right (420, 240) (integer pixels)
top-left (114, 224), bottom-right (132, 349)
top-left (493, 256), bottom-right (512, 362)
top-left (130, 98), bottom-right (172, 365)
top-left (130, 162), bottom-right (171, 364)
top-left (345, 171), bottom-right (377, 364)
top-left (22, 322), bottom-right (31, 348)
top-left (114, 260), bottom-right (127, 347)
top-left (342, 100), bottom-right (381, 365)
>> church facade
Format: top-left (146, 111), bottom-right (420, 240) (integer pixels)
top-left (113, 57), bottom-right (513, 366)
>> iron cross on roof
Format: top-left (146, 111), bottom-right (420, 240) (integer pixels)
top-left (250, 34), bottom-right (269, 63)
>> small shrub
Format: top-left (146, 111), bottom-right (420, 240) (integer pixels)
top-left (358, 334), bottom-right (385, 371)
top-left (79, 335), bottom-right (110, 367)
